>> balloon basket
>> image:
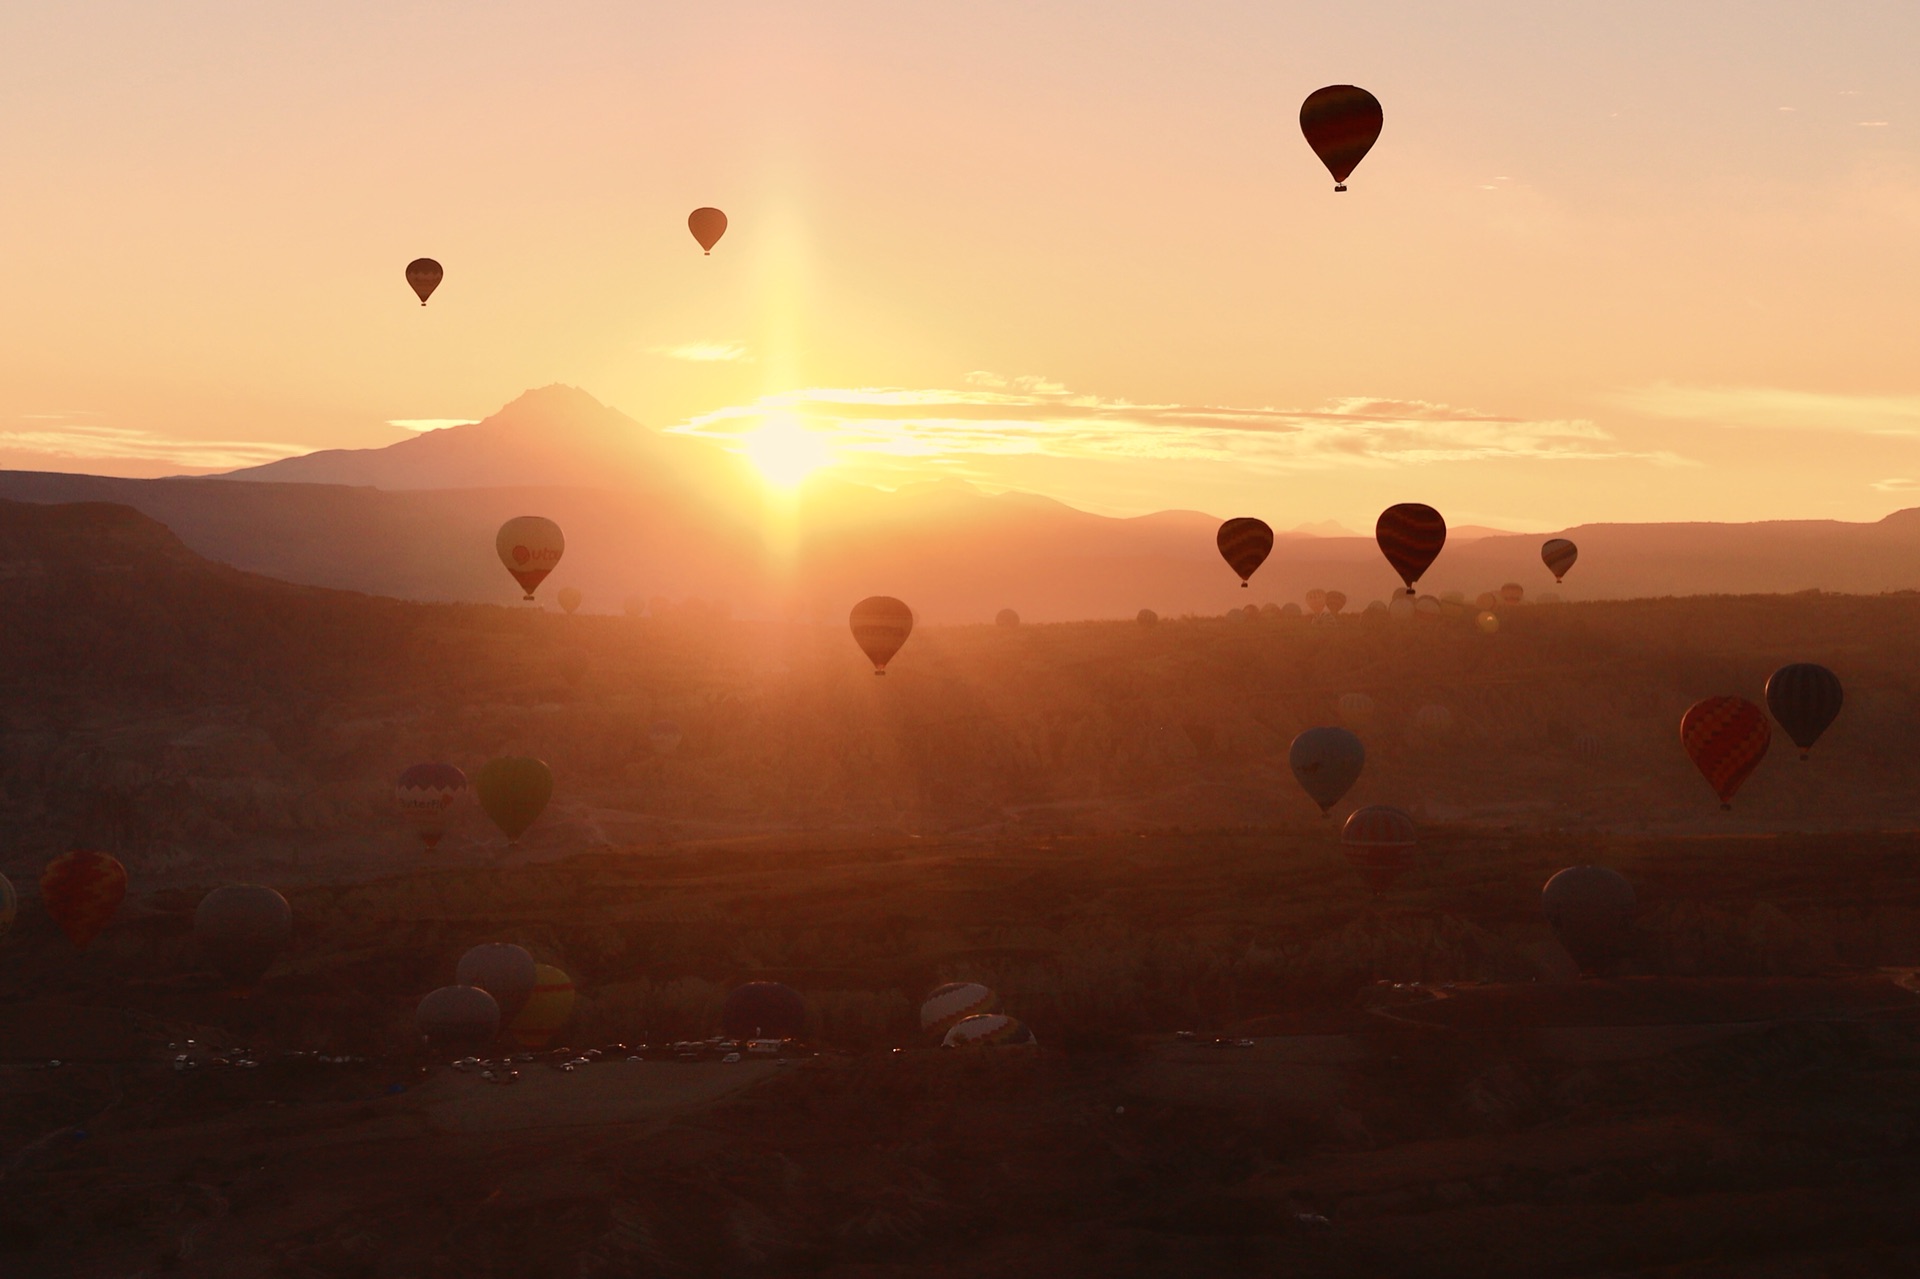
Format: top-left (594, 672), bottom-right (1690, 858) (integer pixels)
top-left (1334, 184), bottom-right (1347, 192)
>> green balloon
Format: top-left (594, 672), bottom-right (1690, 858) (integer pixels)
top-left (475, 757), bottom-right (553, 843)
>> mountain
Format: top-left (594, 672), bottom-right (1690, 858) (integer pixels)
top-left (0, 386), bottom-right (1916, 619)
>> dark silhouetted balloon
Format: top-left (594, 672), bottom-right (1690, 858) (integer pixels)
top-left (1541, 538), bottom-right (1578, 582)
top-left (194, 885), bottom-right (291, 988)
top-left (722, 981), bottom-right (808, 1039)
top-left (496, 516), bottom-right (564, 601)
top-left (475, 757), bottom-right (553, 843)
top-left (508, 964), bottom-right (575, 1048)
top-left (397, 763), bottom-right (466, 851)
top-left (1300, 85), bottom-right (1383, 191)
top-left (0, 873), bottom-right (14, 942)
top-left (40, 851), bottom-right (126, 950)
top-left (1217, 518), bottom-right (1273, 587)
top-left (1324, 590), bottom-right (1347, 615)
top-left (689, 207), bottom-right (728, 254)
top-left (1765, 664), bottom-right (1843, 760)
top-left (406, 258), bottom-right (442, 305)
top-left (942, 1013), bottom-right (1036, 1048)
top-left (1542, 866), bottom-right (1636, 976)
top-left (416, 985), bottom-right (500, 1053)
top-left (996, 608), bottom-right (1020, 628)
top-left (1136, 608), bottom-right (1158, 627)
top-left (921, 982), bottom-right (996, 1038)
top-left (1681, 697), bottom-right (1770, 808)
top-left (850, 596), bottom-right (913, 674)
top-left (1375, 504), bottom-right (1446, 593)
top-left (1341, 806), bottom-right (1417, 896)
top-left (457, 943), bottom-right (537, 1025)
top-left (1499, 583), bottom-right (1524, 605)
top-left (1289, 727), bottom-right (1366, 815)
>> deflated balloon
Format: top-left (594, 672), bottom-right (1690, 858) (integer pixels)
top-left (688, 207), bottom-right (728, 254)
top-left (475, 757), bottom-right (553, 843)
top-left (457, 943), bottom-right (537, 1025)
top-left (40, 851), bottom-right (126, 950)
top-left (1300, 85), bottom-right (1383, 191)
top-left (1216, 518), bottom-right (1273, 587)
top-left (405, 258), bottom-right (442, 305)
top-left (1375, 504), bottom-right (1446, 593)
top-left (850, 596), bottom-right (913, 674)
top-left (722, 981), bottom-right (808, 1040)
top-left (1541, 538), bottom-right (1578, 583)
top-left (417, 985), bottom-right (500, 1053)
top-left (1341, 806), bottom-right (1417, 896)
top-left (397, 763), bottom-right (466, 851)
top-left (496, 516), bottom-right (565, 601)
top-left (921, 982), bottom-right (997, 1038)
top-left (1289, 727), bottom-right (1365, 815)
top-left (508, 964), bottom-right (576, 1048)
top-left (943, 1013), bottom-right (1036, 1048)
top-left (1765, 664), bottom-right (1843, 760)
top-left (557, 586), bottom-right (582, 615)
top-left (194, 885), bottom-right (291, 988)
top-left (0, 873), bottom-right (14, 942)
top-left (1681, 697), bottom-right (1771, 808)
top-left (1542, 866), bottom-right (1636, 976)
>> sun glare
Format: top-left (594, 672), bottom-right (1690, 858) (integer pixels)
top-left (741, 414), bottom-right (833, 488)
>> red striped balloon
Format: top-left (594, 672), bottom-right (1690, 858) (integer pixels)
top-left (40, 851), bottom-right (127, 950)
top-left (1216, 518), bottom-right (1273, 587)
top-left (1340, 805), bottom-right (1417, 896)
top-left (1375, 504), bottom-right (1446, 593)
top-left (1300, 85), bottom-right (1383, 191)
top-left (1680, 697), bottom-right (1771, 808)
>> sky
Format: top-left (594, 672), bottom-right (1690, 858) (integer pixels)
top-left (2, 1), bottom-right (1919, 530)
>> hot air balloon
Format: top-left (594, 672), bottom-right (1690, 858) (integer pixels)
top-left (1324, 590), bottom-right (1347, 616)
top-left (1300, 85), bottom-right (1383, 191)
top-left (996, 608), bottom-right (1020, 628)
top-left (396, 763), bottom-right (466, 851)
top-left (1289, 727), bottom-right (1365, 816)
top-left (194, 885), bottom-right (291, 989)
top-left (1306, 589), bottom-right (1327, 615)
top-left (1541, 538), bottom-right (1578, 583)
top-left (0, 873), bottom-right (16, 943)
top-left (1765, 664), bottom-right (1843, 761)
top-left (1387, 595), bottom-right (1415, 624)
top-left (1414, 595), bottom-right (1441, 622)
top-left (1500, 583), bottom-right (1525, 605)
top-left (942, 1013), bottom-right (1036, 1048)
top-left (417, 985), bottom-right (500, 1053)
top-left (921, 982), bottom-right (997, 1038)
top-left (850, 596), bottom-right (913, 674)
top-left (457, 943), bottom-right (538, 1025)
top-left (475, 757), bottom-right (553, 844)
top-left (647, 720), bottom-right (683, 756)
top-left (557, 587), bottom-right (582, 615)
top-left (508, 964), bottom-right (575, 1048)
top-left (688, 207), bottom-right (728, 254)
top-left (1337, 692), bottom-right (1375, 727)
top-left (495, 516), bottom-right (564, 601)
top-left (1412, 704), bottom-right (1454, 740)
top-left (1542, 866), bottom-right (1636, 977)
top-left (40, 851), bottom-right (126, 951)
top-left (1280, 602), bottom-right (1304, 619)
top-left (1216, 518), bottom-right (1273, 587)
top-left (1341, 806), bottom-right (1417, 896)
top-left (1476, 611), bottom-right (1500, 635)
top-left (1475, 591), bottom-right (1498, 611)
top-left (1680, 697), bottom-right (1771, 809)
top-left (722, 981), bottom-right (808, 1040)
top-left (1375, 504), bottom-right (1446, 594)
top-left (1136, 608), bottom-right (1158, 627)
top-left (405, 258), bottom-right (442, 305)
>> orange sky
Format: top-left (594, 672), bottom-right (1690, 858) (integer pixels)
top-left (2, 2), bottom-right (1918, 530)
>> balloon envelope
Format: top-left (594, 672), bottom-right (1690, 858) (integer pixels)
top-left (1765, 663), bottom-right (1843, 759)
top-left (405, 258), bottom-right (442, 305)
top-left (1289, 727), bottom-right (1366, 815)
top-left (1136, 608), bottom-right (1158, 627)
top-left (475, 757), bottom-right (553, 842)
top-left (688, 207), bottom-right (728, 253)
top-left (1341, 806), bottom-right (1417, 896)
top-left (40, 851), bottom-right (127, 950)
top-left (456, 943), bottom-right (538, 1025)
top-left (942, 1013), bottom-right (1036, 1048)
top-left (194, 885), bottom-right (291, 988)
top-left (1324, 590), bottom-right (1347, 615)
top-left (397, 763), bottom-right (466, 851)
top-left (1300, 85), bottom-right (1383, 190)
top-left (1543, 866), bottom-right (1636, 976)
top-left (1375, 504), bottom-right (1446, 592)
top-left (0, 873), bottom-right (13, 942)
top-left (417, 985), bottom-right (500, 1052)
top-left (995, 608), bottom-right (1020, 628)
top-left (1216, 518), bottom-right (1274, 586)
top-left (495, 516), bottom-right (565, 600)
top-left (1541, 538), bottom-right (1578, 582)
top-left (921, 982), bottom-right (997, 1037)
top-left (722, 981), bottom-right (808, 1040)
top-left (508, 964), bottom-right (576, 1048)
top-left (557, 586), bottom-right (582, 615)
top-left (1500, 583), bottom-right (1524, 605)
top-left (849, 596), bottom-right (914, 673)
top-left (1337, 692), bottom-right (1375, 726)
top-left (1306, 589), bottom-right (1327, 615)
top-left (647, 720), bottom-right (684, 756)
top-left (1680, 697), bottom-right (1771, 808)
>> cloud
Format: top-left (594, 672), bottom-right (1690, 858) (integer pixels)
top-left (671, 381), bottom-right (1684, 475)
top-left (651, 341), bottom-right (750, 363)
top-left (1871, 477), bottom-right (1920, 493)
top-left (1616, 384), bottom-right (1920, 436)
top-left (0, 418), bottom-right (312, 470)
top-left (388, 418), bottom-right (478, 433)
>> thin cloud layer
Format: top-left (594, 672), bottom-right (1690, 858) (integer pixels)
top-left (0, 417), bottom-right (311, 471)
top-left (389, 418), bottom-right (478, 434)
top-left (1617, 384), bottom-right (1920, 436)
top-left (652, 341), bottom-right (751, 363)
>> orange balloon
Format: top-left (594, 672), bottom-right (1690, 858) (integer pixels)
top-left (40, 851), bottom-right (127, 950)
top-left (688, 207), bottom-right (728, 254)
top-left (849, 596), bottom-right (913, 674)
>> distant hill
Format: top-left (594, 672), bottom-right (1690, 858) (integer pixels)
top-left (0, 385), bottom-right (1914, 618)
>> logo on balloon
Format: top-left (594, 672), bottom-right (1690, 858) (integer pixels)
top-left (512, 545), bottom-right (531, 565)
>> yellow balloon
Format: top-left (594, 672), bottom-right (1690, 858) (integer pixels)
top-left (508, 963), bottom-right (576, 1048)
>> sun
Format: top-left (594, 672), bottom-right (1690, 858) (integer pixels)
top-left (740, 414), bottom-right (833, 489)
